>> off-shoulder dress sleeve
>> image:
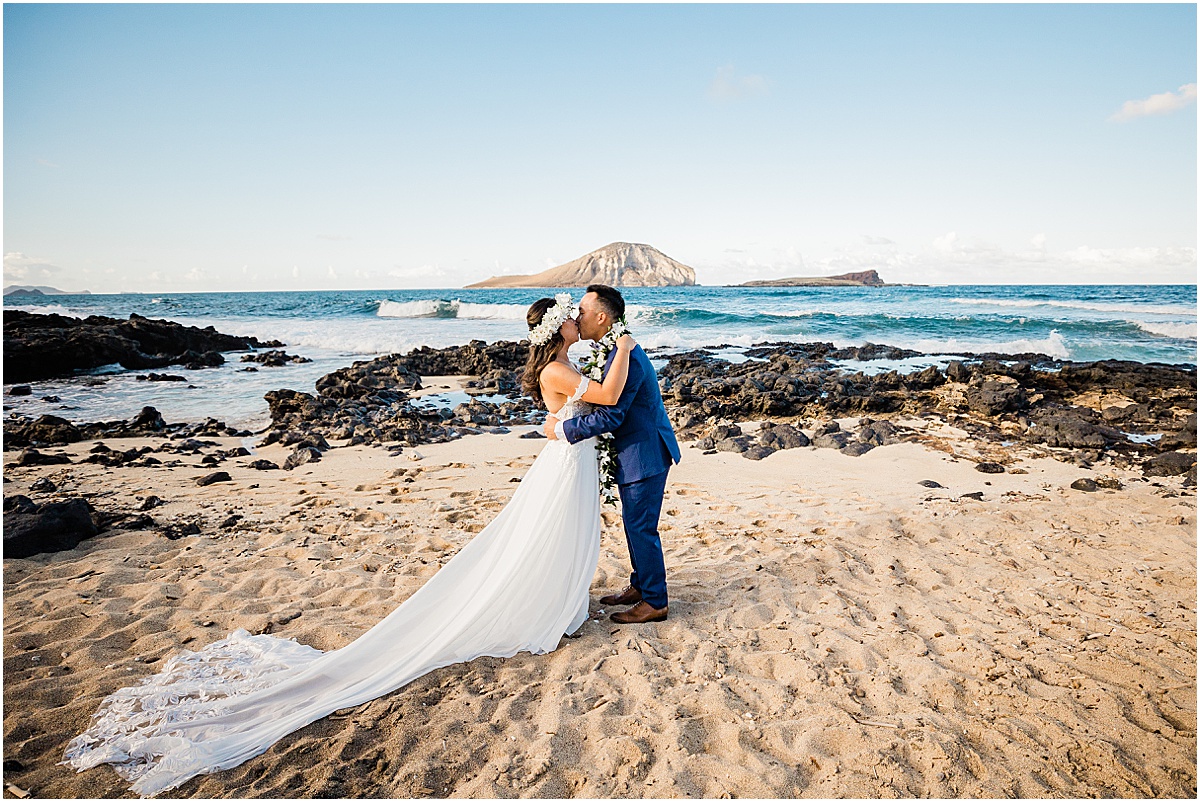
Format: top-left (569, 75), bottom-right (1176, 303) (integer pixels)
top-left (567, 375), bottom-right (591, 404)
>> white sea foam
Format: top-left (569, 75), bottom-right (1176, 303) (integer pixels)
top-left (377, 299), bottom-right (452, 318)
top-left (950, 297), bottom-right (1196, 316)
top-left (883, 330), bottom-right (1072, 360)
top-left (376, 299), bottom-right (529, 320)
top-left (1135, 320), bottom-right (1198, 339)
top-left (4, 303), bottom-right (83, 317)
top-left (454, 302), bottom-right (528, 320)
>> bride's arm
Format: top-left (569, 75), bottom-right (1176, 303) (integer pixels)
top-left (540, 335), bottom-right (635, 408)
top-left (578, 334), bottom-right (634, 406)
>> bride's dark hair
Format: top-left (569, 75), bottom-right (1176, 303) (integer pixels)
top-left (522, 298), bottom-right (566, 409)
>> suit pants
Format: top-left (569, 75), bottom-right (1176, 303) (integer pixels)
top-left (616, 467), bottom-right (670, 609)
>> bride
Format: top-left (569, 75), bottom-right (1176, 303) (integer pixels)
top-left (63, 294), bottom-right (635, 795)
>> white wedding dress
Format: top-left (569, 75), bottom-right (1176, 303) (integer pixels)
top-left (64, 380), bottom-right (600, 796)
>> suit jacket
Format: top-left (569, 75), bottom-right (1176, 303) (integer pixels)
top-left (562, 344), bottom-right (681, 485)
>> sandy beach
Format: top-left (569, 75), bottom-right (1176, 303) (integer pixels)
top-left (3, 411), bottom-right (1195, 798)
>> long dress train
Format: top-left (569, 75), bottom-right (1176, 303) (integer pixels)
top-left (63, 391), bottom-right (600, 796)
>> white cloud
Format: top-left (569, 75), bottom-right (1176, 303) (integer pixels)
top-left (3, 252), bottom-right (62, 284)
top-left (292, 266), bottom-right (300, 279)
top-left (184, 267), bottom-right (207, 282)
top-left (861, 235), bottom-right (895, 246)
top-left (327, 265), bottom-right (338, 279)
top-left (708, 64), bottom-right (768, 102)
top-left (35, 158), bottom-right (61, 169)
top-left (1111, 83), bottom-right (1197, 122)
top-left (932, 232), bottom-right (958, 253)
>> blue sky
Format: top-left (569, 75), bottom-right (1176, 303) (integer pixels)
top-left (4, 2), bottom-right (1196, 292)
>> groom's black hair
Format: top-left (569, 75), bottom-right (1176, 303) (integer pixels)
top-left (586, 284), bottom-right (625, 321)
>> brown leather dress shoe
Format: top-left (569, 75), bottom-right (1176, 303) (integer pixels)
top-left (600, 585), bottom-right (642, 606)
top-left (611, 601), bottom-right (668, 624)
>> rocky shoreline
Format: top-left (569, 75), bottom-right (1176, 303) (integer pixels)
top-left (3, 309), bottom-right (281, 383)
top-left (4, 323), bottom-right (1196, 559)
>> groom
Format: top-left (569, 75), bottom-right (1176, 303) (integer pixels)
top-left (544, 284), bottom-right (681, 624)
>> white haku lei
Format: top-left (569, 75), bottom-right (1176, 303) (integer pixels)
top-left (579, 319), bottom-right (629, 505)
top-left (528, 293), bottom-right (575, 346)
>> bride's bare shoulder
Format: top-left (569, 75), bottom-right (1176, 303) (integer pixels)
top-left (539, 360), bottom-right (577, 390)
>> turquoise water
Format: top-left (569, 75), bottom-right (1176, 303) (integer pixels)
top-left (5, 284), bottom-right (1195, 427)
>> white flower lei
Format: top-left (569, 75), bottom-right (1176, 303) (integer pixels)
top-left (528, 293), bottom-right (574, 346)
top-left (579, 318), bottom-right (629, 505)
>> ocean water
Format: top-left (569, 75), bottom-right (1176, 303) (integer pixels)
top-left (4, 284), bottom-right (1196, 428)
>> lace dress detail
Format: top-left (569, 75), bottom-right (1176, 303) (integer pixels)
top-left (556, 375), bottom-right (592, 422)
top-left (64, 381), bottom-right (602, 796)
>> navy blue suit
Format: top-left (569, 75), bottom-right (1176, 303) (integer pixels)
top-left (562, 345), bottom-right (681, 608)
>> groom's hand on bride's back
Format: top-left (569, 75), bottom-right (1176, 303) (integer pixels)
top-left (543, 415), bottom-right (559, 440)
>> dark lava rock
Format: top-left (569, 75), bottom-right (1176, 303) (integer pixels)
top-left (945, 361), bottom-right (971, 383)
top-left (163, 522), bottom-right (202, 540)
top-left (858, 418), bottom-right (901, 446)
top-left (716, 436), bottom-right (753, 454)
top-left (1159, 414), bottom-right (1197, 450)
top-left (195, 471), bottom-right (232, 486)
top-left (813, 431), bottom-right (852, 449)
top-left (3, 495), bottom-right (40, 515)
top-left (248, 459), bottom-right (279, 470)
top-left (1095, 476), bottom-right (1124, 490)
top-left (742, 445), bottom-right (775, 461)
top-left (29, 477), bottom-right (56, 492)
top-left (4, 414), bottom-right (82, 447)
top-left (905, 365), bottom-right (946, 390)
top-left (966, 379), bottom-right (1027, 416)
top-left (85, 446), bottom-right (154, 467)
top-left (8, 406), bottom-right (179, 447)
top-left (283, 445), bottom-right (322, 471)
top-left (758, 422), bottom-right (809, 450)
top-left (139, 495), bottom-right (165, 511)
top-left (136, 373), bottom-right (187, 382)
top-left (1027, 412), bottom-right (1110, 449)
top-left (960, 491), bottom-right (985, 501)
top-left (9, 385), bottom-right (32, 396)
top-left (1143, 451), bottom-right (1197, 477)
top-left (918, 480), bottom-right (943, 488)
top-left (3, 310), bottom-right (275, 382)
top-left (131, 406), bottom-right (166, 431)
top-left (41, 395), bottom-right (60, 402)
top-left (840, 441), bottom-right (875, 457)
top-left (812, 421), bottom-right (841, 436)
top-left (975, 462), bottom-right (1006, 474)
top-left (241, 349), bottom-right (312, 367)
top-left (1070, 478), bottom-right (1099, 492)
top-left (15, 449), bottom-right (72, 466)
top-left (264, 389), bottom-right (325, 424)
top-left (3, 497), bottom-right (97, 558)
top-left (520, 430), bottom-right (545, 439)
top-left (281, 431), bottom-right (331, 452)
top-left (219, 514), bottom-right (243, 529)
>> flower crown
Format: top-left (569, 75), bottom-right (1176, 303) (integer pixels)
top-left (528, 293), bottom-right (574, 346)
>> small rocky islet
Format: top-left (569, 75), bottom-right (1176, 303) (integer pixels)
top-left (3, 311), bottom-right (1196, 559)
